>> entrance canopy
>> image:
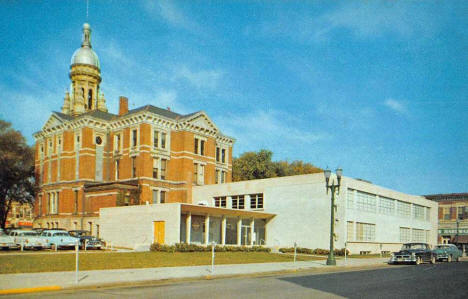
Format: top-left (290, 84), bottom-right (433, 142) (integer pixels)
top-left (180, 204), bottom-right (275, 219)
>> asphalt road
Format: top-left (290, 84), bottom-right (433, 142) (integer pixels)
top-left (10, 261), bottom-right (468, 299)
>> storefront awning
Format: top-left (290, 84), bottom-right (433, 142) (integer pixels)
top-left (181, 204), bottom-right (275, 219)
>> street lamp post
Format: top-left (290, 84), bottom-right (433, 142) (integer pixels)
top-left (324, 168), bottom-right (342, 266)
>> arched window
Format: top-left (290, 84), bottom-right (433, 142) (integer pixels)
top-left (88, 89), bottom-right (93, 110)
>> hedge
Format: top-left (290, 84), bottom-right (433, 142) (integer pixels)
top-left (150, 243), bottom-right (271, 253)
top-left (278, 247), bottom-right (349, 256)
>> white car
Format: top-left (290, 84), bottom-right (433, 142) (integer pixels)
top-left (0, 229), bottom-right (17, 250)
top-left (9, 229), bottom-right (48, 250)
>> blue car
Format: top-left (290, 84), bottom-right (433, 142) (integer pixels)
top-left (40, 230), bottom-right (79, 250)
top-left (432, 244), bottom-right (463, 262)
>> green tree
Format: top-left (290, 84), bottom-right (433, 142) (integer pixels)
top-left (232, 149), bottom-right (277, 181)
top-left (0, 120), bottom-right (35, 229)
top-left (233, 149), bottom-right (322, 181)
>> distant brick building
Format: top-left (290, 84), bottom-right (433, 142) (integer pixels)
top-left (424, 193), bottom-right (468, 250)
top-left (6, 202), bottom-right (34, 229)
top-left (33, 24), bottom-right (234, 233)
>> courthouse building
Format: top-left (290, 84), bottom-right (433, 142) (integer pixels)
top-left (33, 23), bottom-right (234, 233)
top-left (34, 23), bottom-right (438, 254)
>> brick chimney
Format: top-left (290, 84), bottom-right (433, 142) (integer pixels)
top-left (119, 96), bottom-right (128, 116)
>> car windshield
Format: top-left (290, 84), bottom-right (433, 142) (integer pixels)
top-left (435, 245), bottom-right (450, 249)
top-left (0, 230), bottom-right (5, 236)
top-left (71, 231), bottom-right (90, 236)
top-left (53, 232), bottom-right (70, 236)
top-left (21, 232), bottom-right (37, 236)
top-left (402, 244), bottom-right (426, 250)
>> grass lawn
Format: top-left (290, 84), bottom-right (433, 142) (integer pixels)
top-left (0, 251), bottom-right (322, 274)
top-left (346, 254), bottom-right (391, 259)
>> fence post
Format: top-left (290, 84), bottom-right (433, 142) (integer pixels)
top-left (211, 241), bottom-right (216, 273)
top-left (294, 242), bottom-right (297, 264)
top-left (75, 242), bottom-right (79, 284)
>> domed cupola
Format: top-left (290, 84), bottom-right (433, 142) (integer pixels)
top-left (62, 23), bottom-right (107, 116)
top-left (71, 23), bottom-right (100, 69)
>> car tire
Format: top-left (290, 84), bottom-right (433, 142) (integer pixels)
top-left (415, 256), bottom-right (422, 265)
top-left (455, 256), bottom-right (459, 262)
top-left (430, 255), bottom-right (436, 264)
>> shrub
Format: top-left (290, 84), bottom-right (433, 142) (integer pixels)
top-left (150, 242), bottom-right (271, 253)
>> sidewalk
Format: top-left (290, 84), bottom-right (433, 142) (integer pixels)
top-left (0, 257), bottom-right (389, 294)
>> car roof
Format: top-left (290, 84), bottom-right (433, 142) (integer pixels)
top-left (44, 230), bottom-right (69, 233)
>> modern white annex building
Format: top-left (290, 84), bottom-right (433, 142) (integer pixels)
top-left (100, 173), bottom-right (437, 254)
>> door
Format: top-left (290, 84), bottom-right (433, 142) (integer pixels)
top-left (153, 221), bottom-right (165, 244)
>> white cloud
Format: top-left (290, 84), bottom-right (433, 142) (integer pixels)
top-left (174, 66), bottom-right (223, 90)
top-left (142, 0), bottom-right (202, 33)
top-left (215, 109), bottom-right (324, 156)
top-left (384, 98), bottom-right (407, 115)
top-left (257, 2), bottom-right (436, 42)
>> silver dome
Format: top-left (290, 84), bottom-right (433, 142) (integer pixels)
top-left (70, 23), bottom-right (100, 69)
top-left (71, 47), bottom-right (100, 69)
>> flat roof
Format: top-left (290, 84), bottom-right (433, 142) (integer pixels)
top-left (180, 204), bottom-right (275, 219)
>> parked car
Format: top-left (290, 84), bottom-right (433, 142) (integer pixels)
top-left (40, 230), bottom-right (79, 250)
top-left (432, 244), bottom-right (462, 262)
top-left (9, 229), bottom-right (48, 250)
top-left (389, 243), bottom-right (436, 265)
top-left (69, 230), bottom-right (103, 250)
top-left (0, 228), bottom-right (17, 250)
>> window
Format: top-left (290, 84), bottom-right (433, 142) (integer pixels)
top-left (153, 158), bottom-right (158, 179)
top-left (425, 207), bottom-right (431, 222)
top-left (458, 206), bottom-right (468, 220)
top-left (114, 133), bottom-right (121, 153)
top-left (250, 194), bottom-right (263, 209)
top-left (413, 204), bottom-right (425, 220)
top-left (74, 190), bottom-right (78, 215)
top-left (153, 130), bottom-right (159, 148)
top-left (160, 159), bottom-right (167, 180)
top-left (132, 129), bottom-right (137, 147)
top-left (214, 196), bottom-right (227, 208)
top-left (221, 171), bottom-right (226, 183)
top-left (412, 229), bottom-right (425, 242)
top-left (379, 197), bottom-right (395, 215)
top-left (216, 147), bottom-right (220, 162)
top-left (443, 207), bottom-right (450, 220)
top-left (232, 195), bottom-right (245, 209)
top-left (153, 131), bottom-right (167, 149)
top-left (193, 163), bottom-right (204, 185)
top-left (221, 148), bottom-right (226, 163)
top-left (215, 170), bottom-right (219, 184)
top-left (347, 189), bottom-right (354, 209)
top-left (131, 157), bottom-right (136, 178)
top-left (397, 201), bottom-right (411, 217)
top-left (355, 191), bottom-right (376, 213)
top-left (115, 160), bottom-right (120, 180)
top-left (400, 227), bottom-right (411, 242)
top-left (161, 132), bottom-right (166, 149)
top-left (152, 189), bottom-right (167, 204)
top-left (38, 195), bottom-right (42, 216)
top-left (347, 221), bottom-right (354, 241)
top-left (194, 137), bottom-right (205, 155)
top-left (356, 222), bottom-right (375, 241)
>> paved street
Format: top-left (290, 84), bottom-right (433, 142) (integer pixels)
top-left (9, 261), bottom-right (468, 299)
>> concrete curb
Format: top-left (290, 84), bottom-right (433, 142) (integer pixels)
top-left (0, 286), bottom-right (62, 295)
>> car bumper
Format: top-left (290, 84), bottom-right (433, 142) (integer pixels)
top-left (0, 243), bottom-right (17, 249)
top-left (389, 255), bottom-right (417, 264)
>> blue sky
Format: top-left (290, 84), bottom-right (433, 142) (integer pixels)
top-left (0, 1), bottom-right (466, 195)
